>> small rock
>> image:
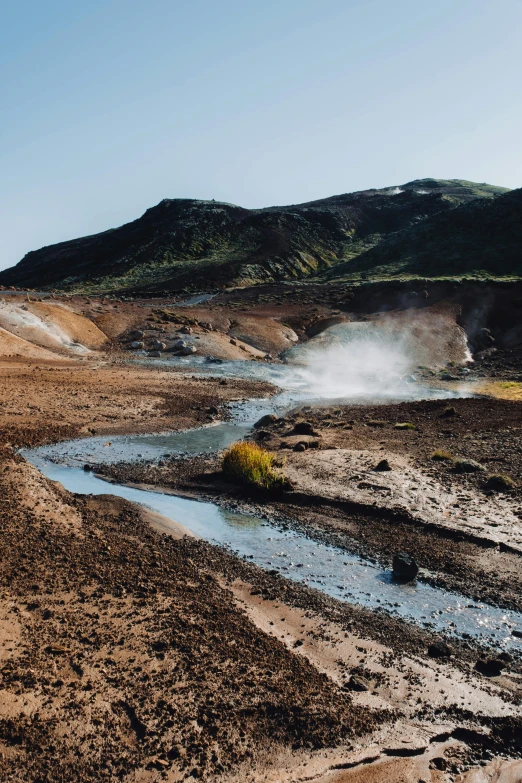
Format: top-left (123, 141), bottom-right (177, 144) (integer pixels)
top-left (392, 553), bottom-right (419, 582)
top-left (46, 644), bottom-right (68, 655)
top-left (453, 458), bottom-right (484, 474)
top-left (428, 640), bottom-right (452, 659)
top-left (181, 346), bottom-right (197, 355)
top-left (374, 458), bottom-right (391, 471)
top-left (440, 406), bottom-right (458, 417)
top-left (512, 629), bottom-right (522, 638)
top-left (474, 657), bottom-right (505, 677)
top-left (129, 341), bottom-right (144, 349)
top-left (293, 422), bottom-right (316, 436)
top-left (294, 442), bottom-right (307, 452)
top-left (483, 474), bottom-right (516, 492)
top-left (347, 675), bottom-right (369, 692)
top-left (254, 414), bottom-right (279, 429)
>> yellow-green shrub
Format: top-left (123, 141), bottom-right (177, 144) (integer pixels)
top-left (223, 442), bottom-right (286, 490)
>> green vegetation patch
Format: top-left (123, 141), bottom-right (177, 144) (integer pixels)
top-left (223, 442), bottom-right (288, 491)
top-left (431, 450), bottom-right (454, 461)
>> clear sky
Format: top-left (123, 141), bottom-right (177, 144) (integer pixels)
top-left (1, 0), bottom-right (521, 271)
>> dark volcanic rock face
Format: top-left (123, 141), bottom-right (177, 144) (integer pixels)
top-left (326, 186), bottom-right (522, 281)
top-left (0, 179), bottom-right (506, 294)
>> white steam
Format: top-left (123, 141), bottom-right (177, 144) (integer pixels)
top-left (383, 187), bottom-right (404, 196)
top-left (284, 323), bottom-right (411, 398)
top-left (282, 315), bottom-right (471, 400)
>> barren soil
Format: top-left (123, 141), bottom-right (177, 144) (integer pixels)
top-left (1, 289), bottom-right (522, 782)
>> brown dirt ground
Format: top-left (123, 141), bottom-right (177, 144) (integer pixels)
top-left (1, 289), bottom-right (522, 781)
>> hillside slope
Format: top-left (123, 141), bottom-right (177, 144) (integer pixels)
top-left (0, 180), bottom-right (507, 294)
top-left (325, 186), bottom-right (522, 281)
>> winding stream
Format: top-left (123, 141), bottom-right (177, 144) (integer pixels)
top-left (24, 362), bottom-right (522, 651)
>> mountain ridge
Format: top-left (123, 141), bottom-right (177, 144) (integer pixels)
top-left (0, 179), bottom-right (510, 293)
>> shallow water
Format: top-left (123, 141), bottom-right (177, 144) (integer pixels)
top-left (175, 293), bottom-right (216, 307)
top-left (25, 371), bottom-right (522, 653)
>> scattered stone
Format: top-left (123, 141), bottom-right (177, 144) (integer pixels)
top-left (181, 346), bottom-right (197, 356)
top-left (483, 474), bottom-right (516, 492)
top-left (453, 458), bottom-right (485, 474)
top-left (392, 553), bottom-right (419, 582)
top-left (512, 629), bottom-right (522, 639)
top-left (440, 406), bottom-right (458, 417)
top-left (384, 744), bottom-right (427, 757)
top-left (130, 341), bottom-right (145, 349)
top-left (46, 644), bottom-right (68, 655)
top-left (294, 442), bottom-right (307, 452)
top-left (347, 675), bottom-right (369, 692)
top-left (427, 640), bottom-right (452, 659)
top-left (473, 327), bottom-right (495, 351)
top-left (474, 657), bottom-right (505, 677)
top-left (374, 459), bottom-right (391, 472)
top-left (292, 422), bottom-right (316, 436)
top-left (254, 414), bottom-right (279, 429)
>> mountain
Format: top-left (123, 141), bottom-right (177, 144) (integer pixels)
top-left (0, 179), bottom-right (509, 294)
top-left (324, 186), bottom-right (522, 282)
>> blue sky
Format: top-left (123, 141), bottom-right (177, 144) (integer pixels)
top-left (1, 0), bottom-right (521, 271)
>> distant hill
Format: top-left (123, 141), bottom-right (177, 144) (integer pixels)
top-left (324, 186), bottom-right (522, 282)
top-left (0, 179), bottom-right (509, 293)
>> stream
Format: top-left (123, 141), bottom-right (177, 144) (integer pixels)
top-left (24, 361), bottom-right (522, 652)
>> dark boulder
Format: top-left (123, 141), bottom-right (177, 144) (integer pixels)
top-left (474, 657), bottom-right (505, 677)
top-left (292, 421), bottom-right (316, 436)
top-left (293, 442), bottom-right (308, 452)
top-left (374, 458), bottom-right (392, 472)
top-left (347, 675), bottom-right (369, 692)
top-left (483, 474), bottom-right (515, 492)
top-left (253, 414), bottom-right (279, 429)
top-left (427, 640), bottom-right (452, 659)
top-left (392, 553), bottom-right (419, 582)
top-left (453, 458), bottom-right (484, 474)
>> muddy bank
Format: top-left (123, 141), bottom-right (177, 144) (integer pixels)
top-left (0, 452), bottom-right (377, 781)
top-left (4, 448), bottom-right (522, 780)
top-left (93, 395), bottom-right (522, 615)
top-left (0, 358), bottom-right (274, 449)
